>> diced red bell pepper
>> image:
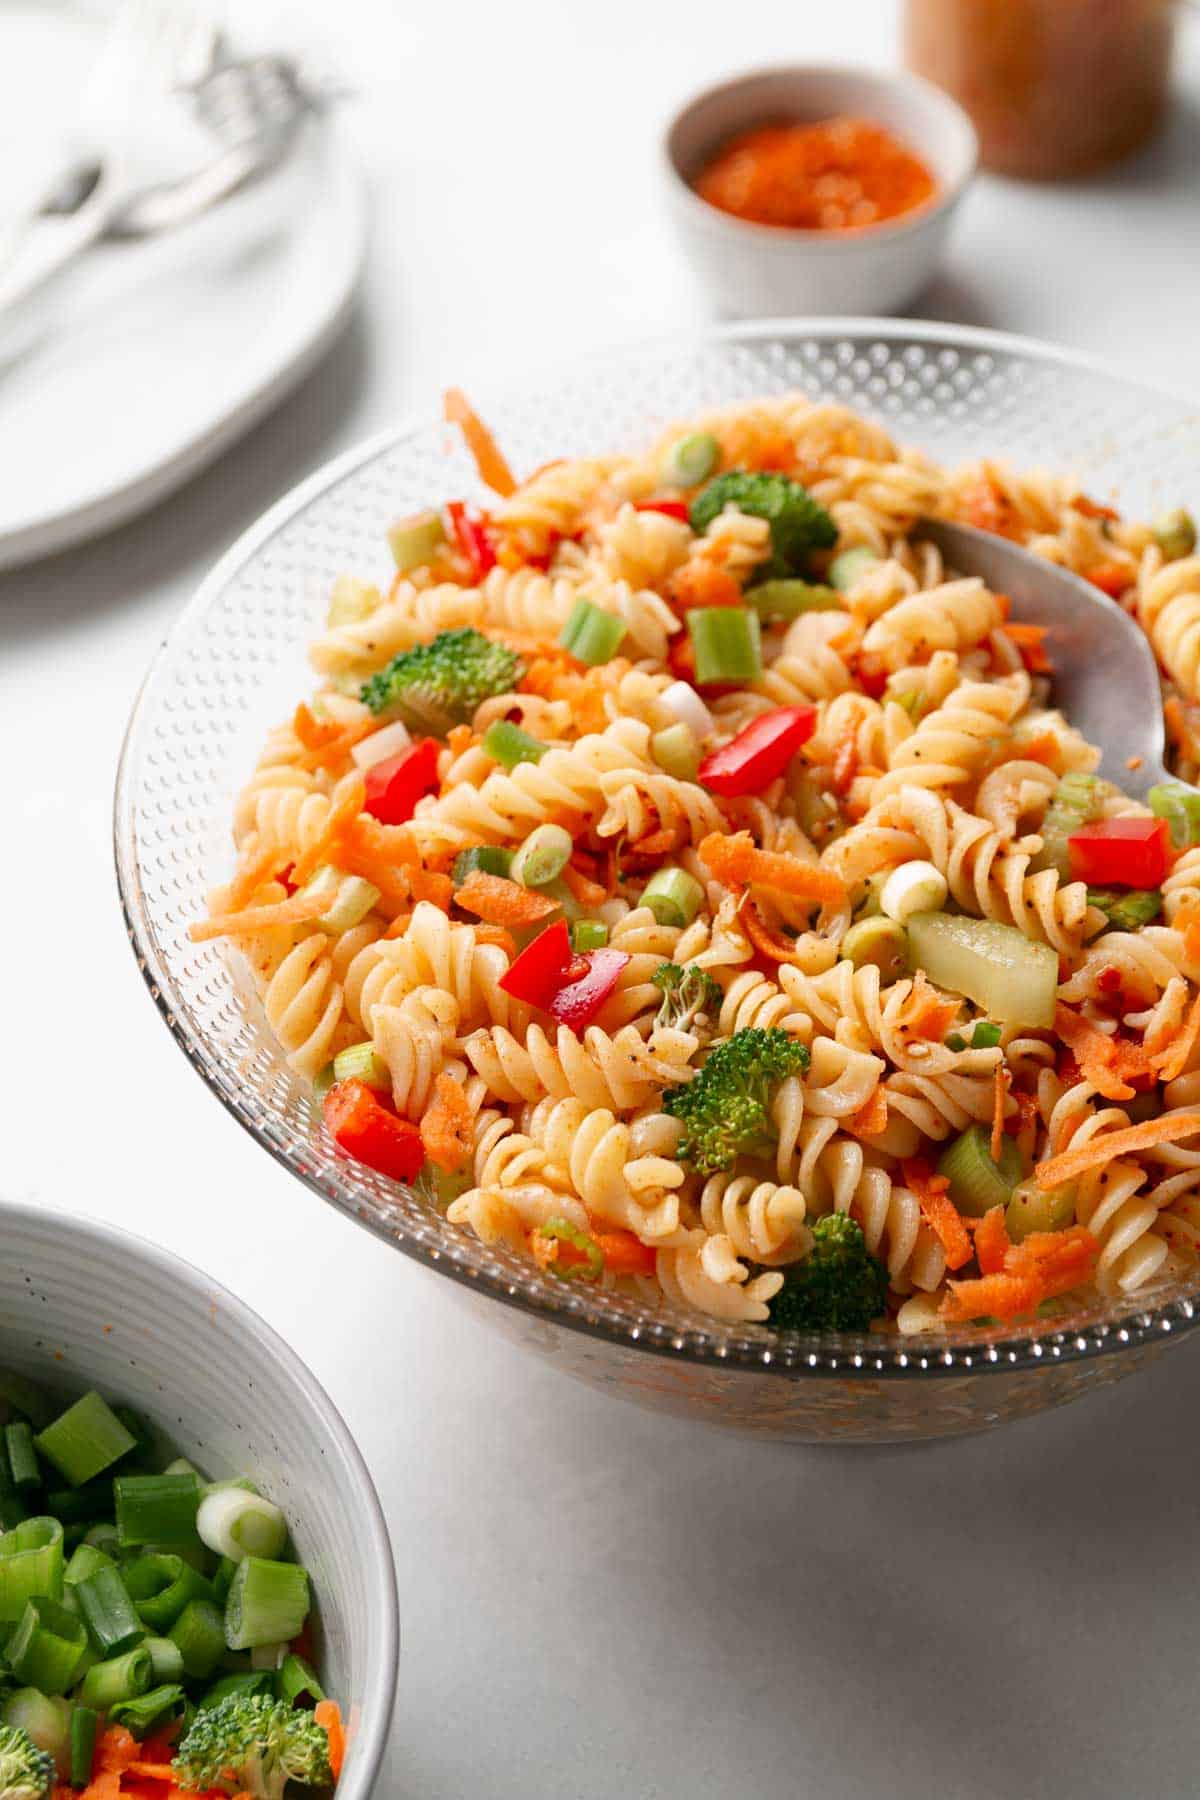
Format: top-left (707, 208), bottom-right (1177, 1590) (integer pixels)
top-left (324, 1080), bottom-right (425, 1182)
top-left (698, 705), bottom-right (818, 797)
top-left (547, 947), bottom-right (630, 1032)
top-left (1068, 816), bottom-right (1170, 888)
top-left (363, 737), bottom-right (440, 825)
top-left (499, 919), bottom-right (581, 1009)
top-left (445, 500), bottom-right (497, 582)
top-left (634, 498), bottom-right (690, 522)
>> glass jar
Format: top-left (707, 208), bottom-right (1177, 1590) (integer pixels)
top-left (904, 0), bottom-right (1178, 179)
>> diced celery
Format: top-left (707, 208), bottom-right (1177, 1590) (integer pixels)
top-left (326, 576), bottom-right (380, 629)
top-left (686, 606), bottom-right (761, 685)
top-left (937, 1125), bottom-right (1023, 1217)
top-left (331, 1043), bottom-right (390, 1093)
top-left (560, 598), bottom-right (625, 665)
top-left (570, 920), bottom-right (609, 952)
top-left (744, 579), bottom-right (844, 621)
top-left (1006, 1180), bottom-right (1076, 1242)
top-left (971, 1021), bottom-right (1002, 1049)
top-left (1087, 887), bottom-right (1162, 931)
top-left (1031, 773), bottom-right (1101, 878)
top-left (828, 546), bottom-right (880, 592)
top-left (840, 917), bottom-right (908, 984)
top-left (1149, 782), bottom-right (1200, 849)
top-left (300, 867), bottom-right (381, 935)
top-left (481, 719), bottom-right (546, 770)
top-left (387, 509), bottom-right (445, 573)
top-left (906, 911), bottom-right (1058, 1029)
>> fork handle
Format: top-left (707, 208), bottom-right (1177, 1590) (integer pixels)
top-left (0, 186), bottom-right (115, 319)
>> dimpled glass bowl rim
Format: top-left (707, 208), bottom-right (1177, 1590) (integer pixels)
top-left (0, 1198), bottom-right (399, 1797)
top-left (115, 317), bottom-right (1200, 1384)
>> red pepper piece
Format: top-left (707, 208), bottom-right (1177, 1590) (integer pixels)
top-left (446, 499), bottom-right (497, 581)
top-left (498, 919), bottom-right (580, 1009)
top-left (324, 1080), bottom-right (425, 1181)
top-left (547, 947), bottom-right (631, 1032)
top-left (363, 738), bottom-right (440, 825)
top-left (634, 498), bottom-right (690, 522)
top-left (1068, 817), bottom-right (1169, 888)
top-left (698, 705), bottom-right (818, 797)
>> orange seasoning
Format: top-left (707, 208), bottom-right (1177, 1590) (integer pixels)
top-left (693, 116), bottom-right (938, 233)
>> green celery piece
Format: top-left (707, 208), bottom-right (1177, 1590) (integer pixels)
top-left (906, 911), bottom-right (1057, 1029)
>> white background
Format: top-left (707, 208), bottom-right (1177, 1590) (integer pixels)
top-left (5, 3), bottom-right (1200, 1795)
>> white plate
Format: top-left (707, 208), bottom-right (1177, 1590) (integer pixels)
top-left (0, 4), bottom-right (366, 571)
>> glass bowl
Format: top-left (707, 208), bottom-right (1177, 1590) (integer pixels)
top-left (115, 320), bottom-right (1200, 1443)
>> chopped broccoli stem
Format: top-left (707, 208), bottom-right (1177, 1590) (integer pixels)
top-left (768, 1214), bottom-right (888, 1332)
top-left (651, 962), bottom-right (722, 1032)
top-left (662, 1027), bottom-right (809, 1173)
top-left (0, 1720), bottom-right (55, 1800)
top-left (688, 471), bottom-right (837, 578)
top-left (359, 628), bottom-right (524, 733)
top-left (172, 1693), bottom-right (332, 1800)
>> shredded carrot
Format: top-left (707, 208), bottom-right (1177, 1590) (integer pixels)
top-left (593, 1228), bottom-right (658, 1277)
top-left (1074, 494), bottom-right (1120, 522)
top-left (292, 700), bottom-right (343, 751)
top-left (190, 889), bottom-right (336, 942)
top-left (1035, 1111), bottom-right (1200, 1190)
top-left (668, 561), bottom-right (743, 611)
top-left (421, 1072), bottom-right (474, 1172)
top-left (443, 387), bottom-right (517, 496)
top-left (446, 723), bottom-right (476, 758)
top-left (941, 1270), bottom-right (1042, 1322)
top-left (295, 717), bottom-right (377, 773)
top-left (473, 923), bottom-right (518, 956)
top-left (560, 861), bottom-right (608, 908)
top-left (974, 1205), bottom-right (1010, 1276)
top-left (737, 896), bottom-right (803, 963)
top-left (226, 840), bottom-right (287, 911)
top-left (96, 1728), bottom-right (139, 1773)
top-left (830, 720), bottom-right (859, 794)
top-left (902, 1159), bottom-right (972, 1270)
top-left (454, 871), bottom-right (560, 928)
top-left (1010, 730), bottom-right (1063, 770)
top-left (1085, 559), bottom-right (1133, 598)
top-left (1151, 988), bottom-right (1200, 1084)
top-left (959, 476), bottom-right (1020, 540)
top-left (991, 1062), bottom-right (1010, 1163)
top-left (126, 1764), bottom-right (178, 1782)
top-left (1002, 621), bottom-right (1052, 674)
top-left (1053, 1003), bottom-right (1153, 1101)
top-left (847, 1087), bottom-right (888, 1138)
top-left (897, 970), bottom-right (960, 1042)
top-left (626, 823), bottom-right (686, 860)
top-left (315, 1701), bottom-right (346, 1780)
top-left (289, 775), bottom-right (368, 889)
top-left (77, 1776), bottom-right (121, 1800)
top-left (699, 831), bottom-right (847, 906)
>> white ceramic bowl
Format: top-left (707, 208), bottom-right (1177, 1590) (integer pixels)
top-left (0, 1201), bottom-right (398, 1797)
top-left (662, 65), bottom-right (977, 317)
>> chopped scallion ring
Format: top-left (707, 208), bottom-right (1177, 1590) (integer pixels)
top-left (641, 867), bottom-right (703, 929)
top-left (511, 824), bottom-right (573, 889)
top-left (559, 597), bottom-right (626, 665)
top-left (196, 1489), bottom-right (289, 1566)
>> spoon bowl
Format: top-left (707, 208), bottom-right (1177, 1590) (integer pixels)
top-left (918, 518), bottom-right (1182, 802)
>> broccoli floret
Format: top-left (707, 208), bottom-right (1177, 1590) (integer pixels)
top-left (172, 1695), bottom-right (332, 1800)
top-left (662, 1027), bottom-right (809, 1173)
top-left (768, 1213), bottom-right (888, 1332)
top-left (688, 471), bottom-right (837, 578)
top-left (0, 1723), bottom-right (54, 1800)
top-left (359, 627), bottom-right (524, 733)
top-left (651, 961), bottom-right (722, 1032)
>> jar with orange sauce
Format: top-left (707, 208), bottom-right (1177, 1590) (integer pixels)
top-left (904, 0), bottom-right (1178, 178)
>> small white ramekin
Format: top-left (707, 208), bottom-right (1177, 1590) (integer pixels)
top-left (0, 1201), bottom-right (398, 1800)
top-left (663, 64), bottom-right (977, 317)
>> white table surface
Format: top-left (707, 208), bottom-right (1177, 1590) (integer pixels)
top-left (5, 3), bottom-right (1200, 1795)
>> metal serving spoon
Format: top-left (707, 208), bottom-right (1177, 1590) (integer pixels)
top-left (917, 518), bottom-right (1188, 804)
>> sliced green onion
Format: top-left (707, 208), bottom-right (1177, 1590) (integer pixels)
top-left (351, 718), bottom-right (413, 772)
top-left (559, 597), bottom-right (625, 666)
top-left (250, 1639), bottom-right (289, 1671)
top-left (937, 1124), bottom-right (1024, 1217)
top-left (570, 920), bottom-right (609, 953)
top-left (116, 1473), bottom-right (202, 1550)
top-left (641, 867), bottom-right (703, 929)
top-left (660, 680), bottom-right (715, 740)
top-left (1007, 1180), bottom-right (1076, 1242)
top-left (4, 1596), bottom-right (87, 1693)
top-left (299, 865), bottom-right (383, 936)
top-left (945, 1032), bottom-right (966, 1053)
top-left (651, 723), bottom-right (700, 782)
top-left (75, 1563), bottom-right (145, 1656)
top-left (828, 546), bottom-right (880, 592)
top-left (0, 1453), bottom-right (23, 1533)
top-left (660, 431), bottom-right (719, 488)
top-left (0, 1517), bottom-right (64, 1624)
top-left (686, 606), bottom-right (761, 684)
top-left (1154, 507), bottom-right (1196, 562)
top-left (1031, 772), bottom-right (1101, 878)
top-left (196, 1489), bottom-right (288, 1565)
top-left (0, 1688), bottom-right (71, 1776)
top-left (481, 718), bottom-right (547, 770)
top-left (124, 1553), bottom-right (214, 1632)
top-left (331, 1042), bottom-right (391, 1093)
top-left (971, 1021), bottom-right (1003, 1049)
top-left (202, 1476), bottom-right (260, 1498)
top-left (278, 1651), bottom-right (325, 1708)
top-left (906, 911), bottom-right (1058, 1030)
top-left (163, 1457), bottom-right (202, 1480)
top-left (326, 574), bottom-right (380, 629)
top-left (64, 1543), bottom-right (114, 1587)
top-left (451, 845), bottom-right (514, 885)
top-left (200, 1669), bottom-right (275, 1709)
top-left (4, 1422), bottom-right (39, 1493)
top-left (535, 1218), bottom-right (604, 1283)
top-left (145, 1634), bottom-right (185, 1682)
top-left (211, 1555), bottom-right (238, 1605)
top-left (83, 1521), bottom-right (121, 1559)
top-left (511, 824), bottom-right (573, 889)
top-left (223, 1557), bottom-right (310, 1652)
top-left (169, 1598), bottom-right (227, 1679)
top-left (388, 508), bottom-right (445, 573)
top-left (69, 1705), bottom-right (98, 1785)
top-left (109, 1683), bottom-right (188, 1739)
top-left (34, 1392), bottom-right (136, 1487)
top-left (1149, 782), bottom-right (1200, 849)
top-left (841, 917), bottom-right (908, 984)
top-left (1087, 887), bottom-right (1162, 931)
top-left (78, 1645), bottom-right (153, 1710)
top-left (744, 579), bottom-right (843, 621)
